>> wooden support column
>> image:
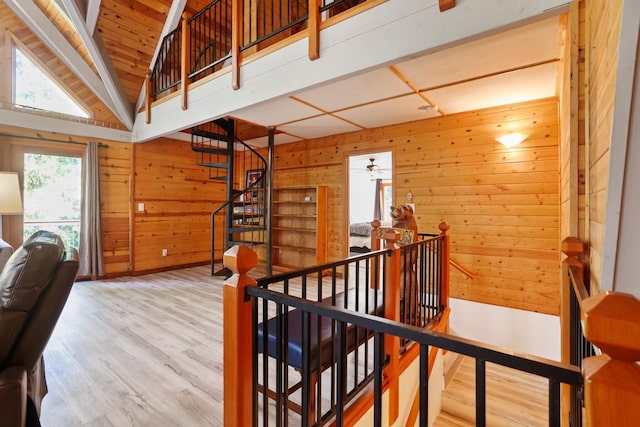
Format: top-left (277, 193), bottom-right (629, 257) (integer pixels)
top-left (560, 237), bottom-right (584, 426)
top-left (223, 245), bottom-right (258, 427)
top-left (438, 222), bottom-right (450, 308)
top-left (581, 292), bottom-right (640, 426)
top-left (383, 229), bottom-right (400, 425)
top-left (145, 71), bottom-right (151, 124)
top-left (180, 12), bottom-right (190, 110)
top-left (231, 0), bottom-right (242, 90)
top-left (308, 0), bottom-right (320, 60)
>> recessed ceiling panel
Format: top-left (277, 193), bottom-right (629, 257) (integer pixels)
top-left (294, 67), bottom-right (412, 112)
top-left (244, 133), bottom-right (302, 148)
top-left (230, 96), bottom-right (320, 126)
top-left (337, 94), bottom-right (440, 129)
top-left (424, 62), bottom-right (557, 114)
top-left (395, 17), bottom-right (560, 90)
top-left (278, 115), bottom-right (362, 139)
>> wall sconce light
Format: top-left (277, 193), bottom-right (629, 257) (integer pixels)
top-left (496, 133), bottom-right (527, 147)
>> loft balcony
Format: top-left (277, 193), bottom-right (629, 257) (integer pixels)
top-left (133, 0), bottom-right (571, 143)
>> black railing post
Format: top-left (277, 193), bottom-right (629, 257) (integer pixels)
top-left (476, 358), bottom-right (486, 426)
top-left (266, 126), bottom-right (275, 276)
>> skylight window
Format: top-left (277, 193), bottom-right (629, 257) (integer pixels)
top-left (13, 47), bottom-right (90, 119)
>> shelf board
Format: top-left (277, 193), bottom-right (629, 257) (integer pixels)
top-left (272, 227), bottom-right (316, 233)
top-left (273, 214), bottom-right (317, 218)
top-left (273, 200), bottom-right (316, 204)
top-left (272, 244), bottom-right (315, 252)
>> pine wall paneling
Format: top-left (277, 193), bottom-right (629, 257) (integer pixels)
top-left (132, 138), bottom-right (226, 273)
top-left (270, 97), bottom-right (560, 315)
top-left (586, 0), bottom-right (622, 293)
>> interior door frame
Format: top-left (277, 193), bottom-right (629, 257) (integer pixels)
top-left (343, 149), bottom-right (394, 259)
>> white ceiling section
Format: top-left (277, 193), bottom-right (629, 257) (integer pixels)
top-left (238, 16), bottom-right (562, 148)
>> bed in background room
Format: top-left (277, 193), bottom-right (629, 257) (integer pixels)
top-left (349, 221), bottom-right (374, 253)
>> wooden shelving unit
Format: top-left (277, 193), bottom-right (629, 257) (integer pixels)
top-left (272, 186), bottom-right (327, 271)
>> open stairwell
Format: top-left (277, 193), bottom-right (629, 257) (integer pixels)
top-left (434, 352), bottom-right (548, 426)
top-left (190, 118), bottom-right (268, 276)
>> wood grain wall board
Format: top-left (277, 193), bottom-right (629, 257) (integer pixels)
top-left (263, 98), bottom-right (560, 314)
top-left (132, 138), bottom-right (221, 272)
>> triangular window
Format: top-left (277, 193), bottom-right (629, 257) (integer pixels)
top-left (13, 45), bottom-right (90, 119)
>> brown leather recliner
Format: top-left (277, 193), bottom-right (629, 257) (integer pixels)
top-left (0, 231), bottom-right (79, 427)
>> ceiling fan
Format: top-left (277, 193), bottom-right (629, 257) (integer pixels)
top-left (363, 158), bottom-right (391, 176)
top-left (366, 158), bottom-right (380, 174)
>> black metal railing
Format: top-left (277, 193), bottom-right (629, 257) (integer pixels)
top-left (568, 264), bottom-right (596, 426)
top-left (241, 0), bottom-right (309, 51)
top-left (189, 0), bottom-right (233, 80)
top-left (150, 26), bottom-right (182, 97)
top-left (248, 279), bottom-right (583, 427)
top-left (148, 0), bottom-right (375, 100)
top-left (320, 0), bottom-right (368, 16)
top-left (251, 235), bottom-right (446, 425)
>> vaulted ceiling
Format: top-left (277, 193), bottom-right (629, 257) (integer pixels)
top-left (1, 1), bottom-right (564, 145)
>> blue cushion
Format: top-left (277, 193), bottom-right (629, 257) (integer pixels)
top-left (257, 287), bottom-right (384, 370)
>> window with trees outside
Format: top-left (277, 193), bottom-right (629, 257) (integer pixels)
top-left (13, 44), bottom-right (90, 118)
top-left (23, 153), bottom-right (82, 251)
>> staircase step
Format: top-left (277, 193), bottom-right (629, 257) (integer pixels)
top-left (228, 239), bottom-right (266, 246)
top-left (191, 128), bottom-right (231, 142)
top-left (192, 146), bottom-right (230, 156)
top-left (197, 161), bottom-right (229, 169)
top-left (208, 176), bottom-right (228, 182)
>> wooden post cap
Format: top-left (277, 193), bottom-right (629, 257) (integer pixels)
top-left (582, 292), bottom-right (640, 361)
top-left (371, 219), bottom-right (381, 228)
top-left (561, 237), bottom-right (583, 257)
top-left (438, 221), bottom-right (450, 234)
top-left (583, 355), bottom-right (640, 425)
top-left (223, 245), bottom-right (258, 276)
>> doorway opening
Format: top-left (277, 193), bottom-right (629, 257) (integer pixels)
top-left (347, 151), bottom-right (392, 256)
top-left (23, 152), bottom-right (82, 250)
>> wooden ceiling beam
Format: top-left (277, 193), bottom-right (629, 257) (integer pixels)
top-left (3, 0), bottom-right (125, 125)
top-left (60, 0), bottom-right (134, 129)
top-left (85, 0), bottom-right (101, 35)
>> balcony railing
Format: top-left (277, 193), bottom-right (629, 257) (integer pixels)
top-left (145, 0), bottom-right (380, 110)
top-left (23, 219), bottom-right (80, 251)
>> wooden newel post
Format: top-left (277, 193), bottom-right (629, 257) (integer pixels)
top-left (383, 228), bottom-right (400, 424)
top-left (223, 245), bottom-right (258, 427)
top-left (581, 292), bottom-right (640, 426)
top-left (560, 237), bottom-right (584, 426)
top-left (438, 221), bottom-right (450, 308)
top-left (370, 220), bottom-right (382, 252)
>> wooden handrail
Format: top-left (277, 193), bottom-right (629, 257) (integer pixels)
top-left (370, 220), bottom-right (474, 280)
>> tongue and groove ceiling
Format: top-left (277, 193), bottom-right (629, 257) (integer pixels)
top-left (2, 0), bottom-right (562, 145)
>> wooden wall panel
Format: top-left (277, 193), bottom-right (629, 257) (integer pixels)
top-left (271, 97), bottom-right (560, 315)
top-left (132, 138), bottom-right (226, 273)
top-left (99, 142), bottom-right (132, 275)
top-left (586, 0), bottom-right (622, 293)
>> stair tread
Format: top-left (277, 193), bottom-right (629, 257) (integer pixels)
top-left (435, 356), bottom-right (548, 427)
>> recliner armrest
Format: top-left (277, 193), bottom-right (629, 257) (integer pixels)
top-left (0, 366), bottom-right (27, 427)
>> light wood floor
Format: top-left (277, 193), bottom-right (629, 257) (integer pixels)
top-left (434, 354), bottom-right (548, 426)
top-left (40, 265), bottom-right (548, 426)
